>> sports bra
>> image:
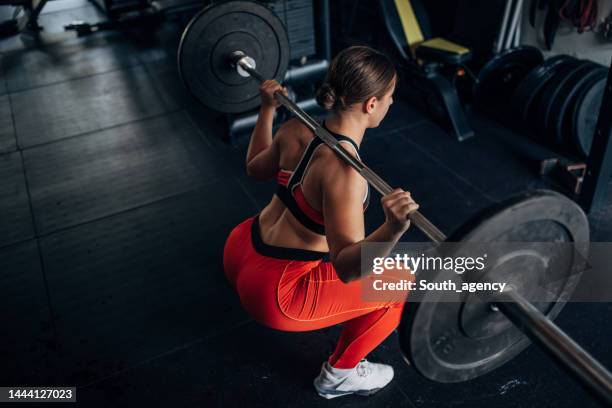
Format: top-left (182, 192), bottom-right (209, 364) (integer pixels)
top-left (275, 121), bottom-right (370, 235)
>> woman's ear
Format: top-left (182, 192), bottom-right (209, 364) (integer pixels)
top-left (364, 96), bottom-right (378, 114)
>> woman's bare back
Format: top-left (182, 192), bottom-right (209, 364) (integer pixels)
top-left (258, 119), bottom-right (366, 253)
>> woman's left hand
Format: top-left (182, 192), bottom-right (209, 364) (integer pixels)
top-left (260, 80), bottom-right (288, 109)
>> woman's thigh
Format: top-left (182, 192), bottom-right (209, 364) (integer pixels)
top-left (276, 261), bottom-right (410, 331)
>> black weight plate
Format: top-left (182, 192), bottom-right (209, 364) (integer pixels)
top-left (571, 71), bottom-right (609, 157)
top-left (399, 190), bottom-right (589, 383)
top-left (547, 63), bottom-right (603, 146)
top-left (530, 59), bottom-right (585, 142)
top-left (474, 46), bottom-right (544, 117)
top-left (565, 69), bottom-right (607, 150)
top-left (511, 55), bottom-right (573, 123)
top-left (178, 0), bottom-right (290, 113)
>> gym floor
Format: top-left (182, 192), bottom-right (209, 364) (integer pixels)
top-left (1, 2), bottom-right (611, 407)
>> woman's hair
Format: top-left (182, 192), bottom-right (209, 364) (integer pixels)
top-left (316, 46), bottom-right (397, 112)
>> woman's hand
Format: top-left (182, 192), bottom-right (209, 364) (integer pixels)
top-left (381, 188), bottom-right (420, 235)
top-left (260, 80), bottom-right (288, 109)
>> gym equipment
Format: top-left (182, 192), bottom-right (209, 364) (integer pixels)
top-left (558, 0), bottom-right (599, 34)
top-left (0, 0), bottom-right (198, 38)
top-left (400, 190), bottom-right (589, 383)
top-left (531, 59), bottom-right (588, 140)
top-left (178, 0), bottom-right (290, 113)
top-left (379, 0), bottom-right (475, 142)
top-left (529, 0), bottom-right (563, 50)
top-left (579, 65), bottom-right (612, 213)
top-left (571, 73), bottom-right (608, 158)
top-left (548, 63), bottom-right (606, 148)
top-left (495, 0), bottom-right (524, 53)
top-left (178, 1), bottom-right (612, 403)
top-left (511, 55), bottom-right (572, 123)
top-left (0, 0), bottom-right (49, 38)
top-left (505, 53), bottom-right (609, 159)
top-left (474, 46), bottom-right (544, 118)
top-left (530, 0), bottom-right (599, 50)
top-left (225, 0), bottom-right (330, 143)
top-left (265, 0), bottom-right (319, 61)
top-left (178, 0), bottom-right (329, 143)
top-left (603, 9), bottom-right (612, 40)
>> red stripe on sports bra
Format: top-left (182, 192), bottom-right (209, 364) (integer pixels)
top-left (276, 169), bottom-right (291, 187)
top-left (292, 185), bottom-right (325, 225)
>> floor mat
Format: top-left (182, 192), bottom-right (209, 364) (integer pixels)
top-left (39, 181), bottom-right (257, 386)
top-left (12, 65), bottom-right (167, 147)
top-left (0, 151), bottom-right (35, 247)
top-left (0, 240), bottom-right (58, 386)
top-left (359, 130), bottom-right (495, 239)
top-left (74, 321), bottom-right (416, 408)
top-left (0, 94), bottom-right (16, 153)
top-left (3, 32), bottom-right (142, 92)
top-left (24, 111), bottom-right (228, 234)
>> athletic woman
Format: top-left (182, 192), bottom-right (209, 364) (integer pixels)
top-left (223, 46), bottom-right (419, 399)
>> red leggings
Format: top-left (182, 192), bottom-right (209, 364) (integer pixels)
top-left (223, 215), bottom-right (409, 369)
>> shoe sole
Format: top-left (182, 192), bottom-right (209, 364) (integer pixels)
top-left (314, 384), bottom-right (382, 399)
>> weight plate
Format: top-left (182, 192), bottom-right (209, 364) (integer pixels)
top-left (571, 71), bottom-right (608, 157)
top-left (511, 55), bottom-right (573, 123)
top-left (474, 46), bottom-right (544, 118)
top-left (529, 59), bottom-right (585, 142)
top-left (178, 0), bottom-right (290, 113)
top-left (398, 190), bottom-right (589, 383)
top-left (547, 63), bottom-right (603, 147)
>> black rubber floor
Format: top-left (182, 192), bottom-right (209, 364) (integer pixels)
top-left (0, 94), bottom-right (15, 153)
top-left (0, 240), bottom-right (56, 386)
top-left (3, 33), bottom-right (141, 93)
top-left (40, 181), bottom-right (255, 386)
top-left (12, 65), bottom-right (169, 147)
top-left (0, 4), bottom-right (611, 407)
top-left (24, 111), bottom-right (226, 234)
top-left (71, 304), bottom-right (612, 408)
top-left (0, 60), bottom-right (5, 95)
top-left (0, 152), bottom-right (35, 247)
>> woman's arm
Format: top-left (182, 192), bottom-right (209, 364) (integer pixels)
top-left (245, 80), bottom-right (287, 180)
top-left (323, 163), bottom-right (418, 283)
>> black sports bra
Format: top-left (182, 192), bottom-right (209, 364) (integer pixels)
top-left (274, 121), bottom-right (370, 235)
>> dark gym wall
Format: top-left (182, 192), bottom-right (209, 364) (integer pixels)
top-left (420, 0), bottom-right (457, 38)
top-left (330, 0), bottom-right (511, 67)
top-left (424, 0), bottom-right (509, 66)
top-left (453, 0), bottom-right (508, 66)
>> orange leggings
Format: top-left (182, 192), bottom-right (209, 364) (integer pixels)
top-left (223, 215), bottom-right (408, 369)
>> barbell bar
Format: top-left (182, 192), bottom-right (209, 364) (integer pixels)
top-left (496, 290), bottom-right (612, 404)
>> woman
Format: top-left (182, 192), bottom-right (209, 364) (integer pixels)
top-left (223, 46), bottom-right (419, 399)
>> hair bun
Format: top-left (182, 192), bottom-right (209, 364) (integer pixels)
top-left (316, 83), bottom-right (337, 110)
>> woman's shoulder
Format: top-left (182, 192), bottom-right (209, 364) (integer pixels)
top-left (313, 143), bottom-right (365, 189)
top-left (277, 118), bottom-right (311, 137)
top-left (273, 118), bottom-right (311, 149)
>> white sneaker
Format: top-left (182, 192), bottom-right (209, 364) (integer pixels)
top-left (313, 359), bottom-right (394, 399)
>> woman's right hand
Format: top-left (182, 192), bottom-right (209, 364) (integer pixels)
top-left (381, 188), bottom-right (420, 235)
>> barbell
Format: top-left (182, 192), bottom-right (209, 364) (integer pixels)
top-left (177, 0), bottom-right (612, 404)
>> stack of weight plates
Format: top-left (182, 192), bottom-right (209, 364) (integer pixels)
top-left (475, 46), bottom-right (545, 120)
top-left (510, 55), bottom-right (608, 158)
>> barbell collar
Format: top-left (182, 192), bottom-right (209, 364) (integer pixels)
top-left (230, 51), bottom-right (256, 78)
